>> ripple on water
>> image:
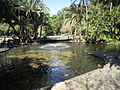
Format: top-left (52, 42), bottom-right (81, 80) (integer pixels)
top-left (39, 43), bottom-right (70, 50)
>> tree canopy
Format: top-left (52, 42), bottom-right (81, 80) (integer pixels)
top-left (54, 0), bottom-right (120, 43)
top-left (0, 0), bottom-right (49, 43)
top-left (0, 0), bottom-right (120, 44)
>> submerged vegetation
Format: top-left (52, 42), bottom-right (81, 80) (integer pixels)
top-left (7, 49), bottom-right (76, 67)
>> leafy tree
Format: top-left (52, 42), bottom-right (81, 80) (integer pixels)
top-left (0, 0), bottom-right (49, 43)
top-left (68, 0), bottom-right (120, 43)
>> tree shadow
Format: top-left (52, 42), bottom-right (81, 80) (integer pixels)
top-left (109, 56), bottom-right (120, 69)
top-left (100, 52), bottom-right (120, 68)
top-left (89, 51), bottom-right (120, 68)
top-left (0, 57), bottom-right (50, 90)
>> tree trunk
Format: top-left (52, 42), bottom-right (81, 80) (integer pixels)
top-left (39, 25), bottom-right (43, 38)
top-left (110, 2), bottom-right (113, 11)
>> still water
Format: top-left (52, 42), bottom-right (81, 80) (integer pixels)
top-left (0, 42), bottom-right (120, 90)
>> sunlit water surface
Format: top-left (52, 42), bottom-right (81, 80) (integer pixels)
top-left (0, 43), bottom-right (120, 90)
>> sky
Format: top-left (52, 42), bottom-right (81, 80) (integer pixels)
top-left (43, 0), bottom-right (73, 15)
top-left (43, 0), bottom-right (90, 16)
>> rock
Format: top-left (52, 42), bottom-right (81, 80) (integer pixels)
top-left (52, 80), bottom-right (87, 90)
top-left (52, 63), bottom-right (120, 90)
top-left (0, 48), bottom-right (9, 53)
top-left (51, 51), bottom-right (120, 90)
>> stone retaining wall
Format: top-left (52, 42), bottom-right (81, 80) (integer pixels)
top-left (51, 51), bottom-right (120, 90)
top-left (51, 63), bottom-right (120, 90)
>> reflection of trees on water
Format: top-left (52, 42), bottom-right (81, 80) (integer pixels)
top-left (1, 43), bottom-right (119, 89)
top-left (0, 57), bottom-right (49, 90)
top-left (67, 43), bottom-right (102, 75)
top-left (0, 47), bottom-right (76, 89)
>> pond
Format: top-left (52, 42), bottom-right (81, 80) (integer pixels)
top-left (0, 42), bottom-right (120, 90)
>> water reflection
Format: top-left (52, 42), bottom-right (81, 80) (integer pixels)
top-left (0, 56), bottom-right (49, 90)
top-left (45, 49), bottom-right (74, 85)
top-left (0, 43), bottom-right (119, 89)
top-left (39, 43), bottom-right (70, 50)
top-left (45, 66), bottom-right (74, 84)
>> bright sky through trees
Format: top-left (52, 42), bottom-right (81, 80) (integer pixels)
top-left (43, 0), bottom-right (90, 15)
top-left (43, 0), bottom-right (73, 15)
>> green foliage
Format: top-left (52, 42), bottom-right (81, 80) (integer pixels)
top-left (0, 0), bottom-right (50, 42)
top-left (0, 0), bottom-right (119, 44)
top-left (47, 7), bottom-right (73, 35)
top-left (82, 4), bottom-right (120, 42)
top-left (0, 23), bottom-right (9, 32)
top-left (49, 15), bottom-right (61, 35)
top-left (67, 0), bottom-right (120, 43)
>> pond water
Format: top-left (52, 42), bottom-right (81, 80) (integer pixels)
top-left (0, 42), bottom-right (120, 90)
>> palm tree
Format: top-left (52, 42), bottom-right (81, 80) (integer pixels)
top-left (0, 0), bottom-right (49, 43)
top-left (11, 0), bottom-right (49, 42)
top-left (65, 0), bottom-right (88, 41)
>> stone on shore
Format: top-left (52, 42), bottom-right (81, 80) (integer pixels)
top-left (51, 51), bottom-right (120, 90)
top-left (0, 48), bottom-right (9, 53)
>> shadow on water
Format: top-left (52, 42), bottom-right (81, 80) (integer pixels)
top-left (0, 56), bottom-right (50, 90)
top-left (0, 43), bottom-right (120, 89)
top-left (0, 44), bottom-right (73, 90)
